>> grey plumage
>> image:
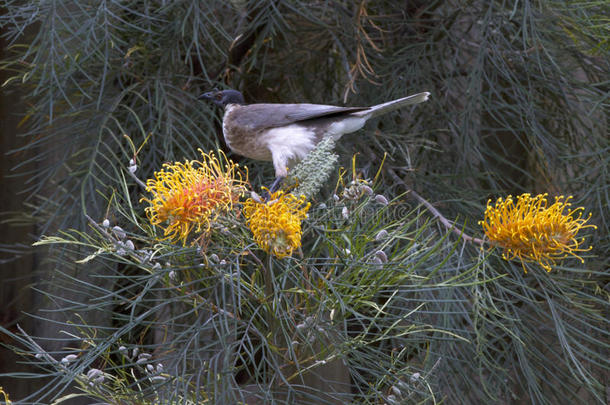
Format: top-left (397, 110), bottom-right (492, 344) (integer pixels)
top-left (229, 104), bottom-right (368, 129)
top-left (200, 89), bottom-right (430, 181)
top-left (352, 92), bottom-right (431, 119)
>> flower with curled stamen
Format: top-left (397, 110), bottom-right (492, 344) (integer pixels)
top-left (0, 387), bottom-right (11, 404)
top-left (142, 149), bottom-right (248, 244)
top-left (480, 193), bottom-right (596, 272)
top-left (243, 190), bottom-right (310, 258)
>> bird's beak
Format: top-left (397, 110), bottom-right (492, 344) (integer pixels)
top-left (198, 91), bottom-right (215, 100)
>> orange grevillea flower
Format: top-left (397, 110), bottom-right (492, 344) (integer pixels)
top-left (243, 191), bottom-right (310, 258)
top-left (142, 149), bottom-right (248, 244)
top-left (480, 193), bottom-right (596, 272)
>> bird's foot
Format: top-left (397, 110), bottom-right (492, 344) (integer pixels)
top-left (268, 176), bottom-right (284, 194)
top-left (260, 176), bottom-right (285, 201)
top-left (260, 177), bottom-right (284, 202)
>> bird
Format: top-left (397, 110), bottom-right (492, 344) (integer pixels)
top-left (200, 89), bottom-right (430, 193)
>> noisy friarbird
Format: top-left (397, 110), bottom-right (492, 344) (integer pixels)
top-left (200, 89), bottom-right (430, 192)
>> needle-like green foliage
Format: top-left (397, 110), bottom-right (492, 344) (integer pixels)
top-left (0, 1), bottom-right (607, 404)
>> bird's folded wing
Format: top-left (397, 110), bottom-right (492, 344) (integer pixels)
top-left (285, 104), bottom-right (369, 122)
top-left (231, 103), bottom-right (369, 130)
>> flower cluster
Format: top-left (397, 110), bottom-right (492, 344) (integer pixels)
top-left (288, 136), bottom-right (339, 198)
top-left (142, 150), bottom-right (248, 244)
top-left (243, 191), bottom-right (311, 258)
top-left (480, 193), bottom-right (596, 272)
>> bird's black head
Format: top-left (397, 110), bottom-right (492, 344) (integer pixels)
top-left (199, 89), bottom-right (245, 107)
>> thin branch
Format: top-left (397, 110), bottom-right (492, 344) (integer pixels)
top-left (409, 187), bottom-right (486, 246)
top-left (84, 213), bottom-right (149, 263)
top-left (364, 146), bottom-right (485, 246)
top-left (127, 169), bottom-right (147, 190)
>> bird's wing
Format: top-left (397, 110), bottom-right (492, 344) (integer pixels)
top-left (284, 104), bottom-right (369, 122)
top-left (231, 103), bottom-right (370, 130)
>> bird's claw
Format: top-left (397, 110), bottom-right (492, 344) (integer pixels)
top-left (267, 176), bottom-right (285, 197)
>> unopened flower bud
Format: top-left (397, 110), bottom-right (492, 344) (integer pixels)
top-left (61, 354), bottom-right (78, 365)
top-left (375, 229), bottom-right (388, 241)
top-left (375, 250), bottom-right (388, 263)
top-left (137, 353), bottom-right (152, 364)
top-left (250, 191), bottom-right (263, 203)
top-left (361, 185), bottom-right (374, 196)
top-left (87, 368), bottom-right (103, 379)
top-left (112, 226), bottom-right (126, 239)
top-left (375, 194), bottom-right (389, 206)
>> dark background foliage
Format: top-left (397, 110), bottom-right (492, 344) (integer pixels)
top-left (0, 0), bottom-right (608, 403)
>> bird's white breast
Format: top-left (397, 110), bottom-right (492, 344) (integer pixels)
top-left (262, 124), bottom-right (317, 177)
top-left (222, 104), bottom-right (236, 150)
top-left (264, 124), bottom-right (316, 161)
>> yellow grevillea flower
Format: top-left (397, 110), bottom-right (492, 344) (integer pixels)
top-left (0, 387), bottom-right (11, 404)
top-left (243, 191), bottom-right (310, 258)
top-left (142, 149), bottom-right (248, 244)
top-left (480, 193), bottom-right (596, 272)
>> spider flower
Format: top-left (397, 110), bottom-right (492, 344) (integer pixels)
top-left (243, 191), bottom-right (310, 258)
top-left (480, 193), bottom-right (596, 272)
top-left (143, 149), bottom-right (248, 244)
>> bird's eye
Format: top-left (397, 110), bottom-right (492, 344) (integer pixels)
top-left (215, 94), bottom-right (222, 100)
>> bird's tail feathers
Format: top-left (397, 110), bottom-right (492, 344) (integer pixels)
top-left (355, 92), bottom-right (430, 119)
